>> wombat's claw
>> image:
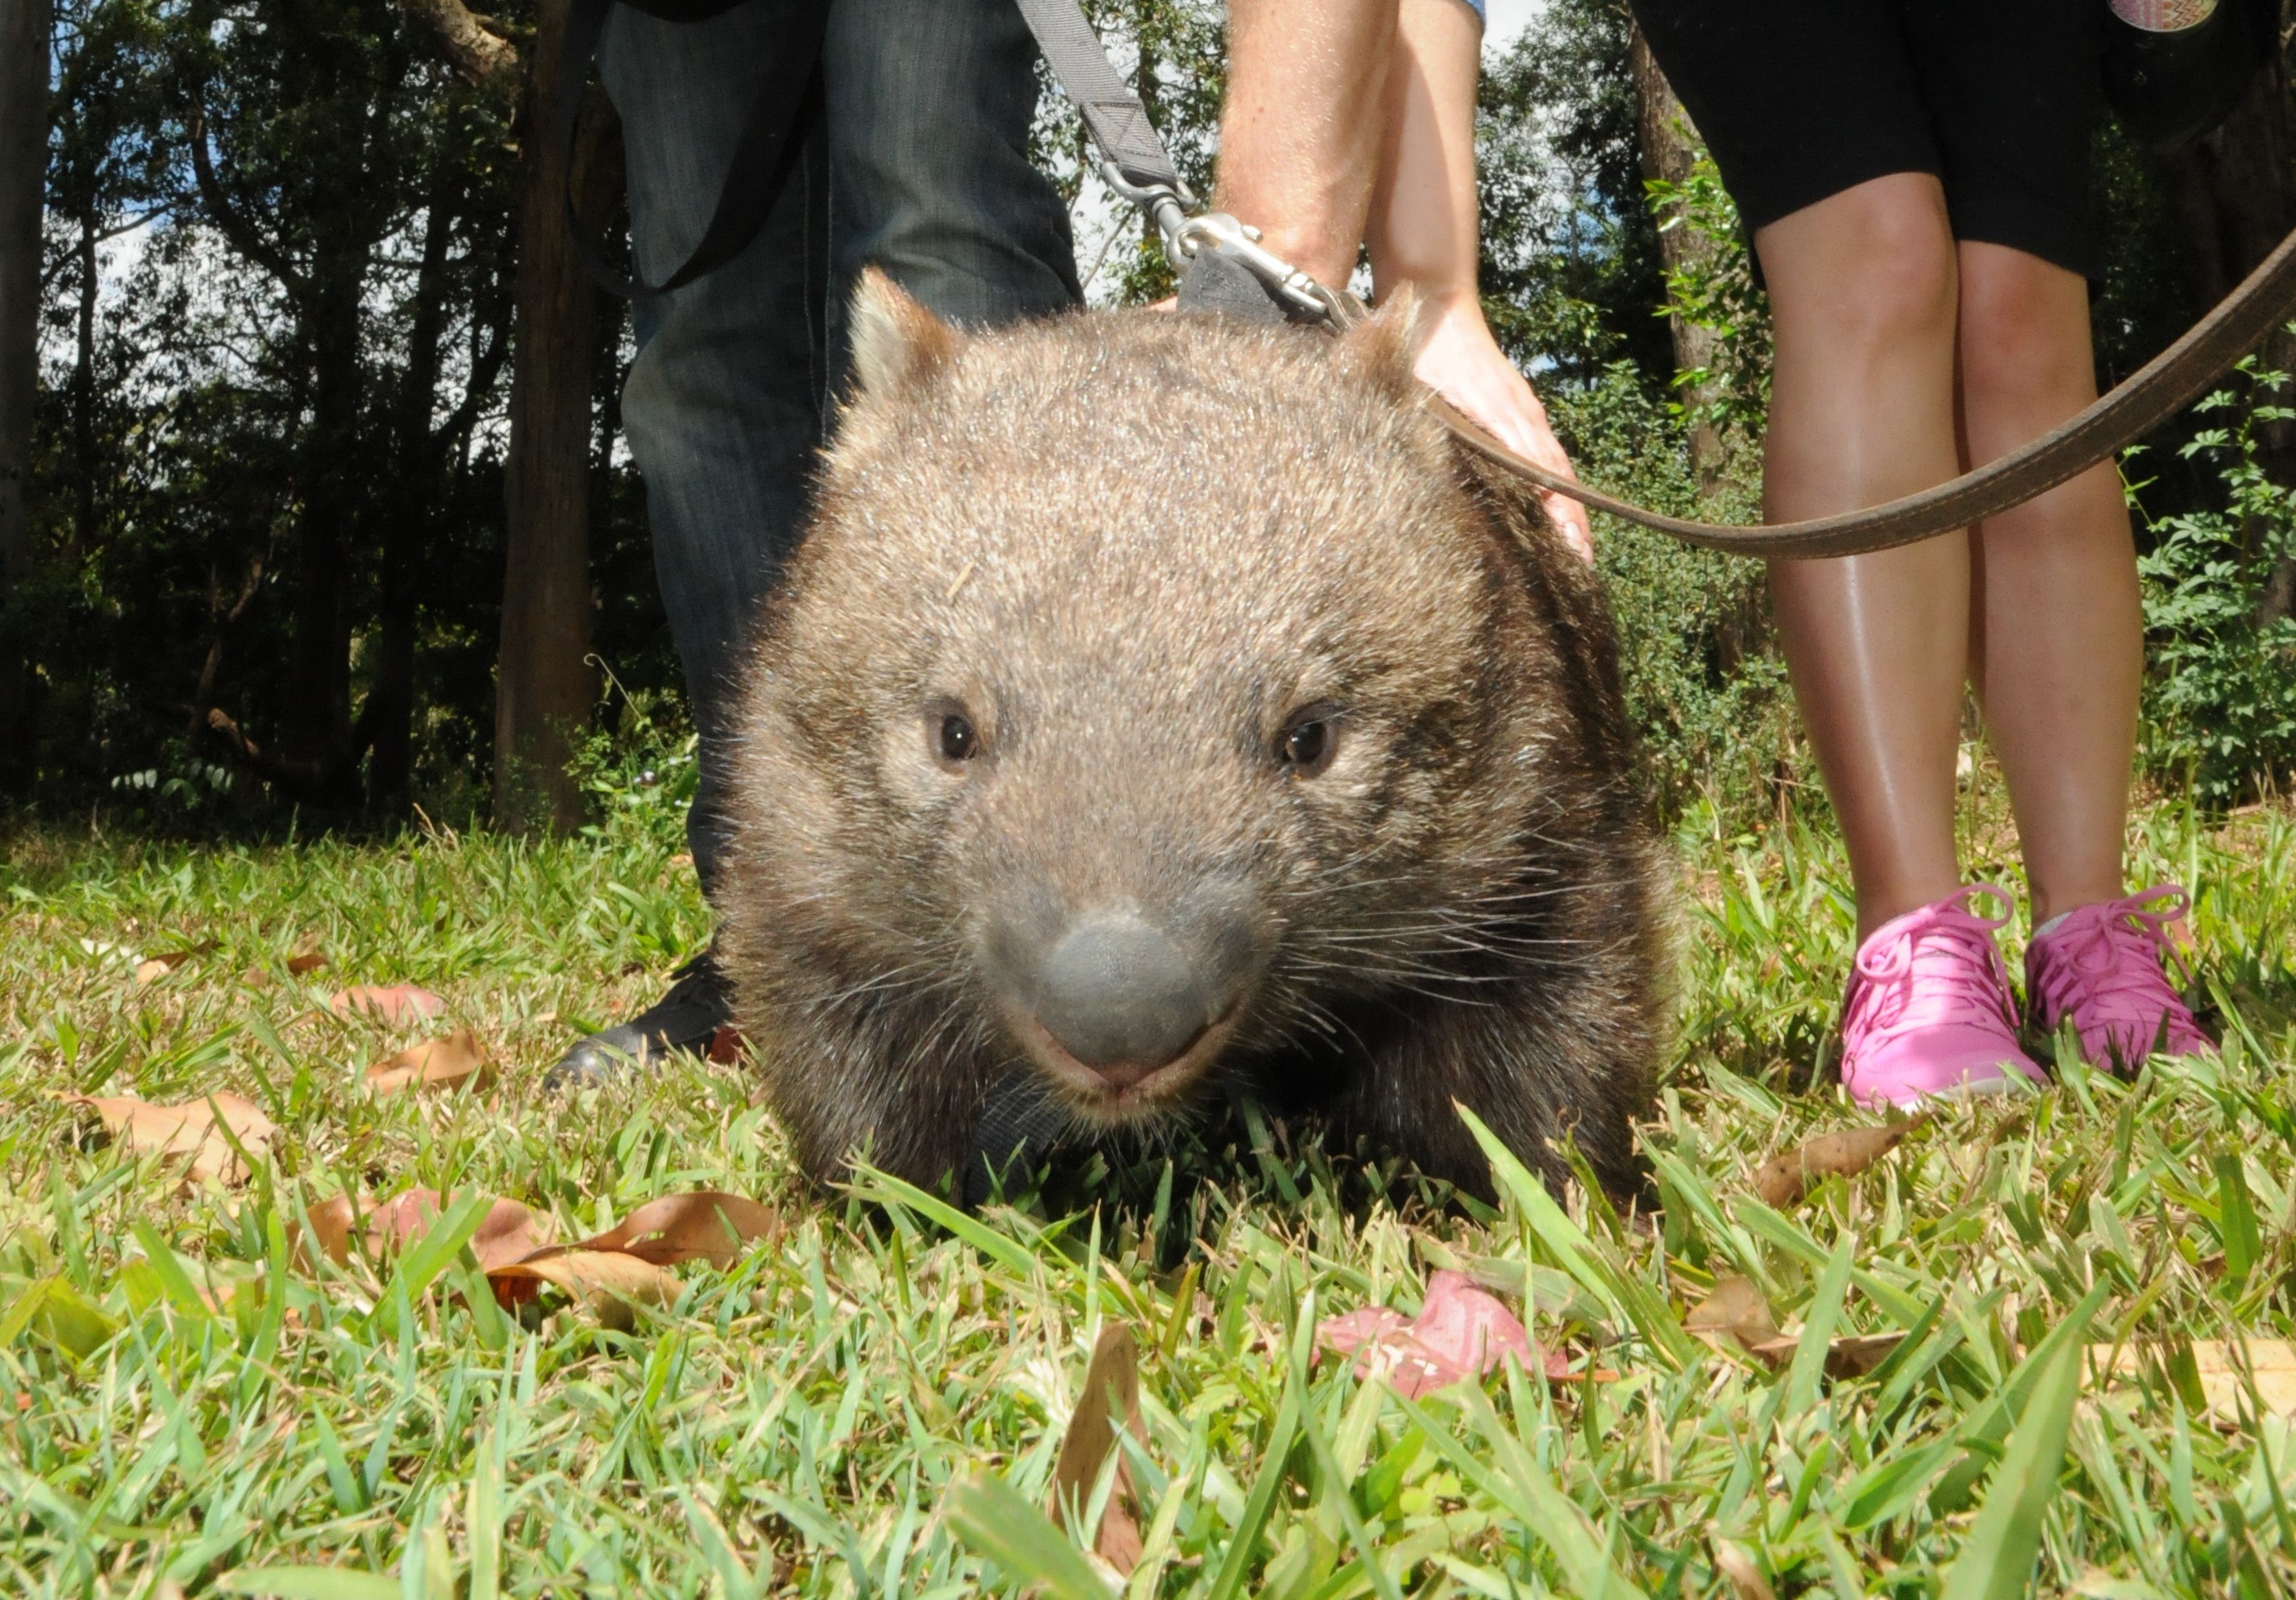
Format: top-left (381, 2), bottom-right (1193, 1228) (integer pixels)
top-left (543, 946), bottom-right (734, 1094)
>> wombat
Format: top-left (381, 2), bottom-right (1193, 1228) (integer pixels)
top-left (718, 268), bottom-right (1666, 1204)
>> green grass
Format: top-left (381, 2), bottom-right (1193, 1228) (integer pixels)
top-left (3, 790), bottom-right (2295, 1598)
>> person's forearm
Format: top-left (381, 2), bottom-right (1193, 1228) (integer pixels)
top-left (1354, 0), bottom-right (1597, 556)
top-left (1213, 0), bottom-right (1399, 285)
top-left (1364, 0), bottom-right (1483, 310)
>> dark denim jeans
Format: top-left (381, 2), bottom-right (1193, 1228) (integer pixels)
top-left (601, 0), bottom-right (1080, 896)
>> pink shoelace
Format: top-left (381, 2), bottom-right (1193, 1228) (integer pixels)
top-left (2026, 885), bottom-right (2211, 1062)
top-left (1842, 884), bottom-right (2022, 1058)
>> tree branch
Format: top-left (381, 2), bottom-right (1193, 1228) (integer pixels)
top-left (188, 555), bottom-right (264, 731)
top-left (396, 0), bottom-right (526, 105)
top-left (188, 107), bottom-right (309, 298)
top-left (435, 314), bottom-right (508, 447)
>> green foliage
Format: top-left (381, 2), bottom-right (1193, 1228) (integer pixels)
top-left (106, 754), bottom-right (238, 821)
top-left (1, 802), bottom-right (2293, 1591)
top-left (564, 670), bottom-right (698, 856)
top-left (1475, 0), bottom-right (1671, 387)
top-left (2135, 361), bottom-right (2296, 805)
top-left (1643, 151), bottom-right (1772, 446)
top-left (1554, 364), bottom-right (1790, 814)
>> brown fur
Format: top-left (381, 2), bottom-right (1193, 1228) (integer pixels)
top-left (718, 271), bottom-right (1667, 1200)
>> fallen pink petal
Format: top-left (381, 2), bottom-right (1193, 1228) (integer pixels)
top-left (1316, 1270), bottom-right (1554, 1398)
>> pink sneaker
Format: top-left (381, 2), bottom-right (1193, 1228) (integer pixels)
top-left (2024, 886), bottom-right (2214, 1070)
top-left (1839, 885), bottom-right (2047, 1110)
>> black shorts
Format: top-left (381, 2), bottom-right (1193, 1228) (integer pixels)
top-left (1628, 0), bottom-right (2106, 281)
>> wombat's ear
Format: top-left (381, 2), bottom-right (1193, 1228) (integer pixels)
top-left (1333, 282), bottom-right (1426, 397)
top-left (851, 266), bottom-right (963, 396)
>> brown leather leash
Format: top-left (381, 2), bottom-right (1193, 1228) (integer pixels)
top-left (1015, 0), bottom-right (2296, 560)
top-left (1349, 228), bottom-right (2296, 558)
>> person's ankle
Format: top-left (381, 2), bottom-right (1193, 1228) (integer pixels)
top-left (2027, 882), bottom-right (2127, 934)
top-left (1853, 877), bottom-right (1969, 944)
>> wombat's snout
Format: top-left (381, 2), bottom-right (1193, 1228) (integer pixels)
top-left (1033, 914), bottom-right (1215, 1083)
top-left (990, 888), bottom-right (1259, 1103)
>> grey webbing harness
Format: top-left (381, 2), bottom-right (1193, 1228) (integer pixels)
top-left (1012, 0), bottom-right (2296, 559)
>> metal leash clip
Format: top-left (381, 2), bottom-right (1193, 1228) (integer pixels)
top-left (1100, 160), bottom-right (1337, 322)
top-left (1171, 212), bottom-right (1335, 321)
top-left (1097, 161), bottom-right (1197, 269)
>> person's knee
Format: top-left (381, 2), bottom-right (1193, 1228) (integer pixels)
top-left (1957, 249), bottom-right (2096, 417)
top-left (1841, 196), bottom-right (1958, 352)
top-left (1764, 178), bottom-right (1958, 359)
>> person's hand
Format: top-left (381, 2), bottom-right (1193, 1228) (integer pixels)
top-left (1410, 294), bottom-right (1594, 561)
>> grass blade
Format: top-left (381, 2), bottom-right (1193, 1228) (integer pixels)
top-left (218, 1570), bottom-right (400, 1600)
top-left (942, 1473), bottom-right (1110, 1600)
top-left (845, 1168), bottom-right (1038, 1277)
top-left (1457, 1103), bottom-right (1696, 1367)
top-left (1936, 1337), bottom-right (2082, 1600)
top-left (1204, 1309), bottom-right (1310, 1600)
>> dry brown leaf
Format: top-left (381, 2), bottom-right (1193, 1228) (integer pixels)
top-left (1743, 1330), bottom-right (1905, 1378)
top-left (364, 1186), bottom-right (451, 1252)
top-left (486, 1249), bottom-right (677, 1328)
top-left (287, 951), bottom-right (330, 976)
top-left (573, 1191), bottom-right (780, 1266)
top-left (68, 1091), bottom-right (277, 1183)
top-left (1686, 1276), bottom-right (1782, 1354)
top-left (1753, 1117), bottom-right (1924, 1209)
top-left (364, 1030), bottom-right (493, 1097)
top-left (367, 1188), bottom-right (550, 1270)
top-left (328, 984), bottom-right (446, 1024)
top-left (1711, 1539), bottom-right (1777, 1600)
top-left (302, 1188), bottom-right (552, 1274)
top-left (1690, 1278), bottom-right (1900, 1376)
top-left (1822, 1332), bottom-right (1904, 1378)
top-left (1050, 1324), bottom-right (1145, 1576)
top-left (470, 1197), bottom-right (553, 1270)
top-left (132, 942), bottom-right (218, 985)
top-left (2091, 1340), bottom-right (2296, 1418)
top-left (301, 1195), bottom-right (358, 1268)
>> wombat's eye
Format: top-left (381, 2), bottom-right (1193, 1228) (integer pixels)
top-left (936, 711), bottom-right (980, 765)
top-left (1277, 710), bottom-right (1337, 777)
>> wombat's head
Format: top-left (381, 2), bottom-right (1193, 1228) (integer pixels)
top-left (730, 271), bottom-right (1570, 1155)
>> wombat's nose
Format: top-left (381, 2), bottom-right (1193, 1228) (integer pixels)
top-left (1034, 913), bottom-right (1215, 1078)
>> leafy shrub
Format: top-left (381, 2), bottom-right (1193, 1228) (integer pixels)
top-left (2135, 363), bottom-right (2296, 805)
top-left (1643, 151), bottom-right (1773, 449)
top-left (1549, 364), bottom-right (1794, 815)
top-left (565, 668), bottom-right (699, 854)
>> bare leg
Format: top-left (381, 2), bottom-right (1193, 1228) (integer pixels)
top-left (1756, 174), bottom-right (1969, 939)
top-left (1957, 243), bottom-right (2139, 926)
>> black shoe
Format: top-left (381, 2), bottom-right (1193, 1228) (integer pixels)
top-left (545, 946), bottom-right (734, 1092)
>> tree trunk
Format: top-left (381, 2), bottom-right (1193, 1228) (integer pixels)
top-left (2157, 25), bottom-right (2296, 621)
top-left (495, 0), bottom-right (617, 833)
top-left (0, 0), bottom-right (49, 796)
top-left (285, 261), bottom-right (366, 804)
top-left (1628, 24), bottom-right (1729, 498)
top-left (367, 168), bottom-right (463, 817)
top-left (72, 194), bottom-right (94, 551)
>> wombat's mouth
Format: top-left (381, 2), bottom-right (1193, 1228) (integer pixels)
top-left (1009, 1007), bottom-right (1240, 1123)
